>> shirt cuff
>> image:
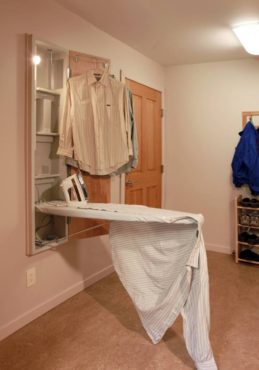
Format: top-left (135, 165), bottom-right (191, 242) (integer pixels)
top-left (195, 357), bottom-right (218, 370)
top-left (57, 147), bottom-right (73, 157)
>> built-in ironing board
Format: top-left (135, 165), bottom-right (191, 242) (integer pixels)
top-left (36, 201), bottom-right (203, 224)
top-left (36, 201), bottom-right (218, 369)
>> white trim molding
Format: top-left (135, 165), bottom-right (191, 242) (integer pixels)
top-left (205, 243), bottom-right (232, 255)
top-left (0, 265), bottom-right (114, 341)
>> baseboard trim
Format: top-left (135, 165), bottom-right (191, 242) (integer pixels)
top-left (206, 243), bottom-right (231, 254)
top-left (0, 264), bottom-right (114, 342)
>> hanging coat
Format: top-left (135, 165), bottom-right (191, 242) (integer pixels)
top-left (231, 121), bottom-right (259, 195)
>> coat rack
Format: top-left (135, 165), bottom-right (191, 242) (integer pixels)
top-left (242, 111), bottom-right (259, 128)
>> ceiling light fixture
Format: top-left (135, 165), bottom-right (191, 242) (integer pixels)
top-left (232, 22), bottom-right (259, 55)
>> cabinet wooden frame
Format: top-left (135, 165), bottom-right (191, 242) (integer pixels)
top-left (25, 34), bottom-right (34, 255)
top-left (25, 34), bottom-right (70, 256)
top-left (25, 34), bottom-right (111, 256)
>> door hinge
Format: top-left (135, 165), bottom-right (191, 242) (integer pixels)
top-left (160, 108), bottom-right (164, 118)
top-left (161, 164), bottom-right (164, 174)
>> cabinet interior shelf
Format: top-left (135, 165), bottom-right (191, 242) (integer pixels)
top-left (36, 132), bottom-right (59, 136)
top-left (35, 237), bottom-right (68, 253)
top-left (35, 174), bottom-right (61, 180)
top-left (36, 87), bottom-right (61, 96)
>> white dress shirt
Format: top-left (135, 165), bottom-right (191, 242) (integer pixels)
top-left (57, 68), bottom-right (133, 175)
top-left (109, 210), bottom-right (218, 370)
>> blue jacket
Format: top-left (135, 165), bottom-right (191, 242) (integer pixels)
top-left (231, 121), bottom-right (259, 195)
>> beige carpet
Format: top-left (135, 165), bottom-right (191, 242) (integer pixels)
top-left (0, 251), bottom-right (258, 370)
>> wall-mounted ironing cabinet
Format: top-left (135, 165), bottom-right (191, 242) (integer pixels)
top-left (25, 35), bottom-right (111, 256)
top-left (25, 34), bottom-right (69, 255)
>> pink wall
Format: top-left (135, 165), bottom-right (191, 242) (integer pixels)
top-left (0, 0), bottom-right (165, 340)
top-left (1, 0), bottom-right (258, 345)
top-left (164, 59), bottom-right (259, 254)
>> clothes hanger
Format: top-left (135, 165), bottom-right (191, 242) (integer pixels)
top-left (92, 62), bottom-right (110, 80)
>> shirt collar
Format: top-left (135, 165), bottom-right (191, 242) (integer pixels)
top-left (87, 67), bottom-right (110, 87)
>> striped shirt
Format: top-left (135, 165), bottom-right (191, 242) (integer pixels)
top-left (109, 211), bottom-right (217, 370)
top-left (57, 68), bottom-right (133, 175)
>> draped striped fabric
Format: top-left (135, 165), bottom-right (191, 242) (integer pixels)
top-left (109, 218), bottom-right (217, 370)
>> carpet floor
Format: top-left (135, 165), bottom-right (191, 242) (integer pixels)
top-left (0, 251), bottom-right (258, 370)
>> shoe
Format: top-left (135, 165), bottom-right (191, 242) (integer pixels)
top-left (239, 249), bottom-right (259, 262)
top-left (247, 234), bottom-right (259, 245)
top-left (238, 232), bottom-right (259, 245)
top-left (240, 198), bottom-right (251, 207)
top-left (239, 197), bottom-right (259, 208)
top-left (249, 214), bottom-right (259, 227)
top-left (238, 232), bottom-right (251, 242)
top-left (249, 198), bottom-right (259, 208)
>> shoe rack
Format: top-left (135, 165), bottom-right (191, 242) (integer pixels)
top-left (235, 195), bottom-right (259, 265)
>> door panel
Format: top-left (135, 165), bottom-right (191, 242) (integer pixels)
top-left (125, 79), bottom-right (162, 208)
top-left (133, 95), bottom-right (143, 172)
top-left (68, 51), bottom-right (111, 239)
top-left (69, 50), bottom-right (109, 77)
top-left (127, 187), bottom-right (144, 205)
top-left (146, 98), bottom-right (156, 171)
top-left (147, 185), bottom-right (159, 208)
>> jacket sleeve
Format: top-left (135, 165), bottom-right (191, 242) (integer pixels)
top-left (231, 123), bottom-right (257, 187)
top-left (57, 81), bottom-right (74, 157)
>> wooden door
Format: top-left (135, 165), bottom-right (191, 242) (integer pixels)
top-left (68, 51), bottom-right (111, 239)
top-left (125, 79), bottom-right (162, 208)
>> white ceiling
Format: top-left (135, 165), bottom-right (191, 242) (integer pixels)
top-left (56, 0), bottom-right (259, 66)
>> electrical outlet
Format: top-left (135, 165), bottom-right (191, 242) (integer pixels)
top-left (26, 267), bottom-right (36, 287)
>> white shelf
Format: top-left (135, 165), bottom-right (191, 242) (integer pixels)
top-left (36, 131), bottom-right (59, 136)
top-left (35, 237), bottom-right (68, 254)
top-left (35, 174), bottom-right (61, 180)
top-left (238, 223), bottom-right (259, 230)
top-left (36, 135), bottom-right (56, 144)
top-left (237, 205), bottom-right (259, 210)
top-left (238, 241), bottom-right (259, 248)
top-left (36, 87), bottom-right (61, 96)
top-left (238, 258), bottom-right (259, 265)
